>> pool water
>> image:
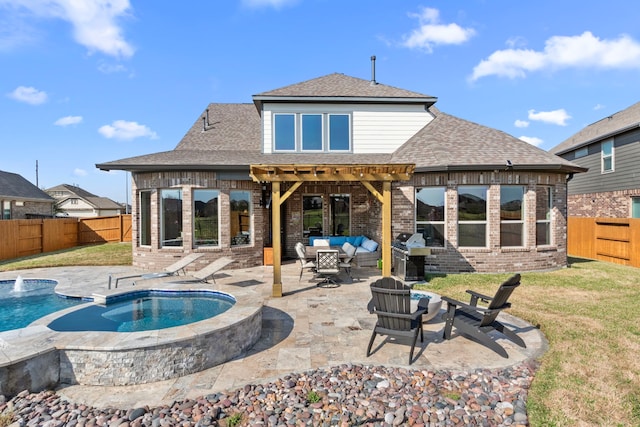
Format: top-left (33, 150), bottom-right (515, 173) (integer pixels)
top-left (47, 290), bottom-right (235, 332)
top-left (0, 279), bottom-right (83, 332)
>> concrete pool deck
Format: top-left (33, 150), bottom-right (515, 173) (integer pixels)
top-left (0, 262), bottom-right (547, 409)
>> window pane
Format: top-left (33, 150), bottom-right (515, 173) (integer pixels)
top-left (329, 115), bottom-right (350, 151)
top-left (161, 189), bottom-right (182, 247)
top-left (194, 189), bottom-right (219, 246)
top-left (602, 140), bottom-right (612, 156)
top-left (416, 187), bottom-right (445, 221)
top-left (458, 223), bottom-right (486, 247)
top-left (458, 186), bottom-right (487, 221)
top-left (330, 194), bottom-right (349, 235)
top-left (536, 222), bottom-right (550, 246)
top-left (230, 191), bottom-right (251, 245)
top-left (302, 114), bottom-right (322, 150)
top-left (536, 187), bottom-right (551, 221)
top-left (501, 223), bottom-right (523, 246)
top-left (417, 223), bottom-right (445, 247)
top-left (139, 191), bottom-right (151, 246)
top-left (274, 114), bottom-right (295, 150)
top-left (303, 195), bottom-right (323, 238)
top-left (501, 186), bottom-right (524, 220)
top-left (632, 198), bottom-right (640, 218)
top-left (603, 157), bottom-right (612, 172)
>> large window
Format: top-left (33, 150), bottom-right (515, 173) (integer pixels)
top-left (303, 195), bottom-right (323, 238)
top-left (500, 186), bottom-right (525, 247)
top-left (330, 194), bottom-right (350, 236)
top-left (193, 189), bottom-right (219, 247)
top-left (536, 187), bottom-right (552, 246)
top-left (139, 191), bottom-right (151, 246)
top-left (632, 197), bottom-right (640, 219)
top-left (602, 140), bottom-right (614, 173)
top-left (230, 191), bottom-right (251, 246)
top-left (161, 189), bottom-right (182, 247)
top-left (2, 201), bottom-right (10, 219)
top-left (416, 187), bottom-right (445, 247)
top-left (273, 113), bottom-right (351, 152)
top-left (458, 186), bottom-right (487, 247)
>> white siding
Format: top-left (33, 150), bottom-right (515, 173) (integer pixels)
top-left (262, 102), bottom-right (432, 154)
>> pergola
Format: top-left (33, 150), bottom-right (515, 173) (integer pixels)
top-left (249, 163), bottom-right (415, 297)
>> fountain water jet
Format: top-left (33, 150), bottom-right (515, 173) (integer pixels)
top-left (13, 275), bottom-right (24, 293)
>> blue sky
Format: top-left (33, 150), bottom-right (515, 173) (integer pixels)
top-left (2, 0), bottom-right (640, 204)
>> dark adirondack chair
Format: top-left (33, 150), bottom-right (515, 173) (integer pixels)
top-left (441, 273), bottom-right (526, 358)
top-left (367, 277), bottom-right (426, 364)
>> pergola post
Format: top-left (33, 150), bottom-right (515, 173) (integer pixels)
top-left (382, 181), bottom-right (392, 277)
top-left (271, 181), bottom-right (282, 297)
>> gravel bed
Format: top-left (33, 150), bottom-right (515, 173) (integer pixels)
top-left (0, 362), bottom-right (537, 426)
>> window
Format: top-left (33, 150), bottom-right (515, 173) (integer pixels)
top-left (274, 114), bottom-right (295, 151)
top-left (458, 186), bottom-right (487, 247)
top-left (632, 197), bottom-right (640, 219)
top-left (70, 199), bottom-right (78, 205)
top-left (139, 191), bottom-right (151, 246)
top-left (536, 187), bottom-right (553, 246)
top-left (500, 186), bottom-right (525, 247)
top-left (194, 189), bottom-right (219, 246)
top-left (416, 187), bottom-right (445, 247)
top-left (2, 201), bottom-right (10, 219)
top-left (303, 195), bottom-right (323, 238)
top-left (230, 191), bottom-right (251, 246)
top-left (602, 140), bottom-right (614, 173)
top-left (273, 113), bottom-right (350, 152)
top-left (574, 147), bottom-right (588, 159)
top-left (330, 194), bottom-right (350, 236)
top-left (161, 189), bottom-right (182, 247)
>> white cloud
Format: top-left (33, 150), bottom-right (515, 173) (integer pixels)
top-left (0, 0), bottom-right (134, 58)
top-left (514, 119), bottom-right (529, 128)
top-left (7, 85), bottom-right (47, 104)
top-left (593, 103), bottom-right (605, 111)
top-left (54, 115), bottom-right (83, 126)
top-left (97, 62), bottom-right (127, 74)
top-left (73, 168), bottom-right (87, 176)
top-left (471, 31), bottom-right (640, 81)
top-left (401, 7), bottom-right (475, 52)
top-left (528, 109), bottom-right (571, 126)
top-left (98, 120), bottom-right (157, 140)
top-left (241, 0), bottom-right (298, 8)
top-left (519, 136), bottom-right (543, 147)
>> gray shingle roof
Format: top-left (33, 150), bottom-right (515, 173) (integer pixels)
top-left (0, 170), bottom-right (53, 201)
top-left (551, 101), bottom-right (640, 155)
top-left (46, 184), bottom-right (122, 209)
top-left (97, 73), bottom-right (584, 174)
top-left (392, 109), bottom-right (585, 172)
top-left (254, 73), bottom-right (436, 104)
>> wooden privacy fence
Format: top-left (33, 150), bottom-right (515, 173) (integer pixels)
top-left (0, 215), bottom-right (131, 261)
top-left (568, 217), bottom-right (640, 268)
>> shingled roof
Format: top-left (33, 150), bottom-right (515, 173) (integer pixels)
top-left (97, 72), bottom-right (584, 174)
top-left (551, 101), bottom-right (640, 155)
top-left (0, 170), bottom-right (53, 201)
top-left (47, 184), bottom-right (122, 210)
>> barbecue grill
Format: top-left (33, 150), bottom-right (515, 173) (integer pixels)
top-left (392, 233), bottom-right (431, 281)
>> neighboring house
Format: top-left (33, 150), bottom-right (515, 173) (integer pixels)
top-left (97, 71), bottom-right (585, 294)
top-left (551, 101), bottom-right (640, 218)
top-left (46, 184), bottom-right (123, 218)
top-left (0, 170), bottom-right (54, 219)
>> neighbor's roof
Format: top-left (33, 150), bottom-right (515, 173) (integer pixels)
top-left (97, 73), bottom-right (584, 174)
top-left (551, 101), bottom-right (640, 155)
top-left (0, 170), bottom-right (54, 201)
top-left (47, 184), bottom-right (122, 210)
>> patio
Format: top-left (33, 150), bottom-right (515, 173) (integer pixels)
top-left (0, 261), bottom-right (547, 409)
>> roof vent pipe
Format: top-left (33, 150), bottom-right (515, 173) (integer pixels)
top-left (370, 55), bottom-right (377, 85)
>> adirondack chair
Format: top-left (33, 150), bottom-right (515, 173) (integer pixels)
top-left (441, 273), bottom-right (526, 358)
top-left (367, 277), bottom-right (426, 364)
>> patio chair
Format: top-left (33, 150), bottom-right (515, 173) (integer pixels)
top-left (339, 242), bottom-right (357, 279)
top-left (295, 242), bottom-right (316, 281)
top-left (109, 253), bottom-right (204, 288)
top-left (188, 257), bottom-right (235, 284)
top-left (367, 277), bottom-right (426, 364)
top-left (315, 249), bottom-right (340, 288)
top-left (441, 273), bottom-right (526, 358)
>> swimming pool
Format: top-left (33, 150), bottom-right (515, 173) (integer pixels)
top-left (47, 290), bottom-right (236, 332)
top-left (0, 278), bottom-right (83, 332)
